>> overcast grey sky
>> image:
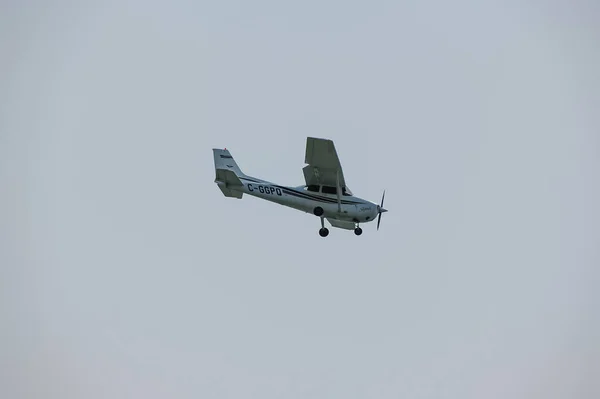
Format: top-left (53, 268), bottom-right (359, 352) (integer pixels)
top-left (2, 1), bottom-right (599, 398)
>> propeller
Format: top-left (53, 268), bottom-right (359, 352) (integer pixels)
top-left (377, 190), bottom-right (387, 230)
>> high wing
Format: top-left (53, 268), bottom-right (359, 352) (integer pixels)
top-left (303, 137), bottom-right (349, 190)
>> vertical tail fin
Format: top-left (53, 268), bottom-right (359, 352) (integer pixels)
top-left (213, 148), bottom-right (246, 178)
top-left (213, 148), bottom-right (246, 199)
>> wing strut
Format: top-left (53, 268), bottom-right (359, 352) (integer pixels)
top-left (336, 168), bottom-right (342, 213)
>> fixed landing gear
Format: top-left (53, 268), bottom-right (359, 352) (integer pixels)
top-left (318, 216), bottom-right (329, 237)
top-left (354, 227), bottom-right (363, 236)
top-left (313, 206), bottom-right (324, 216)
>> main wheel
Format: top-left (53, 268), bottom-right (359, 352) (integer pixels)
top-left (319, 227), bottom-right (329, 237)
top-left (313, 206), bottom-right (324, 216)
top-left (354, 227), bottom-right (363, 236)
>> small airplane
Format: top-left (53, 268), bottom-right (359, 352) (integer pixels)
top-left (213, 137), bottom-right (387, 237)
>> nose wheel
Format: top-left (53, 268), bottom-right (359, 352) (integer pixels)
top-left (318, 217), bottom-right (329, 237)
top-left (354, 227), bottom-right (362, 236)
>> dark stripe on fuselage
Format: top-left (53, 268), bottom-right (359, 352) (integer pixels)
top-left (275, 185), bottom-right (363, 205)
top-left (280, 188), bottom-right (338, 204)
top-left (240, 177), bottom-right (364, 205)
top-left (241, 177), bottom-right (262, 183)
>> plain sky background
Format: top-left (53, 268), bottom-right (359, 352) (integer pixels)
top-left (1, 1), bottom-right (599, 398)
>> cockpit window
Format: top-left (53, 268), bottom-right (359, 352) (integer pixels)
top-left (306, 185), bottom-right (352, 195)
top-left (321, 186), bottom-right (337, 194)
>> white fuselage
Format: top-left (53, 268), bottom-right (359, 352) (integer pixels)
top-left (228, 176), bottom-right (380, 224)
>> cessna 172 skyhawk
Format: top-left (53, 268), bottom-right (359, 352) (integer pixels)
top-left (213, 137), bottom-right (387, 237)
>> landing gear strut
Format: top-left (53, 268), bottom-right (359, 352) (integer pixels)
top-left (318, 217), bottom-right (329, 237)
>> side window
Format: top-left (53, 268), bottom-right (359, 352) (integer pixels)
top-left (307, 185), bottom-right (319, 192)
top-left (321, 186), bottom-right (337, 194)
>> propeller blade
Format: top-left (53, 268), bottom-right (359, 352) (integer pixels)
top-left (377, 190), bottom-right (385, 231)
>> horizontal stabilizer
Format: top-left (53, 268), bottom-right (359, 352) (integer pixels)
top-left (215, 168), bottom-right (243, 186)
top-left (215, 169), bottom-right (244, 198)
top-left (217, 183), bottom-right (243, 198)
